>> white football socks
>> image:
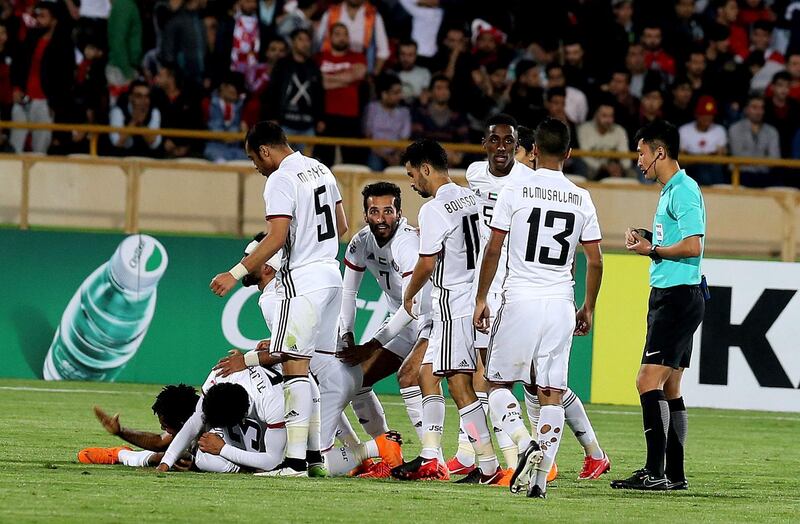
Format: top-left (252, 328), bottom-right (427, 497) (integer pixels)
top-left (352, 387), bottom-right (389, 438)
top-left (563, 389), bottom-right (604, 459)
top-left (534, 405), bottom-right (565, 492)
top-left (283, 376), bottom-right (312, 461)
top-left (488, 388), bottom-right (533, 452)
top-left (336, 412), bottom-right (362, 447)
top-left (307, 377), bottom-right (322, 454)
top-left (323, 439), bottom-right (380, 476)
top-left (420, 394), bottom-right (445, 460)
top-left (459, 400), bottom-right (499, 475)
top-left (118, 449), bottom-right (155, 467)
top-left (400, 386), bottom-right (424, 441)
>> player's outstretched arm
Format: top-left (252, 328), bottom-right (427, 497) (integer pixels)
top-left (157, 410), bottom-right (204, 472)
top-left (93, 406), bottom-right (173, 452)
top-left (403, 254), bottom-right (436, 316)
top-left (473, 229), bottom-right (506, 333)
top-left (575, 242), bottom-right (603, 336)
top-left (210, 219), bottom-right (290, 297)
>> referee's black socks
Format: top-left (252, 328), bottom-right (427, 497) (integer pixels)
top-left (666, 397), bottom-right (687, 482)
top-left (640, 389), bottom-right (669, 477)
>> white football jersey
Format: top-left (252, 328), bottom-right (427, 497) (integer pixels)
top-left (200, 366), bottom-right (284, 452)
top-left (466, 159), bottom-right (536, 295)
top-left (419, 182), bottom-right (482, 319)
top-left (264, 151), bottom-right (343, 298)
top-left (344, 218), bottom-right (419, 311)
top-left (490, 168), bottom-right (602, 301)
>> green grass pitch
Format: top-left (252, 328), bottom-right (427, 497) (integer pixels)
top-left (0, 378), bottom-right (798, 522)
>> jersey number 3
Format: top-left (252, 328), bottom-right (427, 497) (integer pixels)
top-left (314, 186), bottom-right (336, 242)
top-left (525, 208), bottom-right (575, 266)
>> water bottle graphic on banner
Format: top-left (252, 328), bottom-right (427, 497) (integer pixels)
top-left (43, 235), bottom-right (168, 381)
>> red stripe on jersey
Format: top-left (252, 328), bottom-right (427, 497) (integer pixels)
top-left (580, 238), bottom-right (602, 245)
top-left (401, 271), bottom-right (413, 277)
top-left (344, 258), bottom-right (366, 271)
top-left (489, 226), bottom-right (508, 234)
top-left (267, 421), bottom-right (286, 429)
top-left (266, 214), bottom-right (292, 220)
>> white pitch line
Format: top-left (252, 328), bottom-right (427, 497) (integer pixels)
top-left (2, 386), bottom-right (799, 423)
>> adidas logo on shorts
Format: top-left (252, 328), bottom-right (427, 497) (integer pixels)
top-left (492, 372), bottom-right (503, 380)
top-left (458, 359), bottom-right (469, 367)
top-left (414, 421), bottom-right (422, 427)
top-left (285, 410), bottom-right (300, 418)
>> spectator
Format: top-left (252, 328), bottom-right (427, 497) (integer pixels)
top-left (705, 23), bottom-right (751, 112)
top-left (431, 25), bottom-right (478, 113)
top-left (316, 0), bottom-right (390, 74)
top-left (545, 86), bottom-right (584, 175)
top-left (786, 53), bottom-right (800, 102)
top-left (625, 43), bottom-right (647, 98)
top-left (108, 79), bottom-right (162, 157)
top-left (679, 95), bottom-right (727, 185)
top-left (315, 22), bottom-right (366, 166)
top-left (576, 98), bottom-right (631, 180)
top-left (412, 74), bottom-right (469, 167)
top-left (713, 0), bottom-right (748, 60)
top-left (274, 0), bottom-right (319, 40)
top-left (0, 21), bottom-right (13, 149)
top-left (746, 51), bottom-right (784, 95)
top-left (153, 65), bottom-right (203, 158)
top-left (663, 76), bottom-right (695, 127)
top-left (467, 60), bottom-right (511, 130)
top-left (470, 19), bottom-right (513, 69)
top-left (633, 84), bottom-right (664, 144)
top-left (204, 72), bottom-right (248, 162)
top-left (159, 0), bottom-right (207, 91)
top-left (76, 0), bottom-right (109, 53)
top-left (605, 69), bottom-right (639, 135)
top-left (738, 0), bottom-right (776, 27)
top-left (262, 28), bottom-right (324, 148)
top-left (256, 0), bottom-right (287, 40)
top-left (607, 0), bottom-right (635, 68)
top-left (684, 49), bottom-right (708, 94)
top-left (562, 39), bottom-right (598, 96)
top-left (397, 0), bottom-right (443, 65)
top-left (213, 0), bottom-right (264, 89)
top-left (667, 0), bottom-right (705, 63)
top-left (10, 1), bottom-right (75, 153)
top-left (764, 71), bottom-right (800, 158)
top-left (749, 20), bottom-right (784, 64)
top-left (641, 25), bottom-right (676, 77)
top-left (362, 73), bottom-right (410, 171)
top-left (728, 95), bottom-right (780, 187)
top-left (545, 62), bottom-right (588, 124)
top-left (392, 39), bottom-right (430, 104)
top-left (504, 59), bottom-right (545, 128)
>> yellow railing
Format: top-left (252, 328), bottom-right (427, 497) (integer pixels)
top-left (2, 121), bottom-right (800, 188)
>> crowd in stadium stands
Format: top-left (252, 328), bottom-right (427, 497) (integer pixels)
top-left (1, 0), bottom-right (800, 187)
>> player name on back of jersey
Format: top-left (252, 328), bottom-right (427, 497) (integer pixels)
top-left (443, 194), bottom-right (477, 214)
top-left (294, 164), bottom-right (328, 183)
top-left (521, 185), bottom-right (583, 206)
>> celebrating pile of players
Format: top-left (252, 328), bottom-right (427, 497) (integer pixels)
top-left (80, 113), bottom-right (642, 499)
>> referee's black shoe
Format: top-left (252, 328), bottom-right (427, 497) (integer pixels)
top-left (610, 468), bottom-right (669, 490)
top-left (666, 478), bottom-right (688, 490)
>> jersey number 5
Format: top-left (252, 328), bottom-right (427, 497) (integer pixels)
top-left (525, 208), bottom-right (575, 266)
top-left (314, 186), bottom-right (336, 242)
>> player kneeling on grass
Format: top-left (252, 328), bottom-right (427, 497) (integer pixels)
top-left (78, 385), bottom-right (199, 468)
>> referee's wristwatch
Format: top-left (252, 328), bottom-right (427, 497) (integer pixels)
top-left (648, 244), bottom-right (662, 261)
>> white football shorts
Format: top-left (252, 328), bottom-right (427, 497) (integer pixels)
top-left (270, 287), bottom-right (342, 359)
top-left (484, 297), bottom-right (576, 389)
top-left (474, 291), bottom-right (502, 349)
top-left (423, 316), bottom-right (477, 376)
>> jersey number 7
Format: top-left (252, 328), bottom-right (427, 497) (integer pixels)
top-left (525, 208), bottom-right (575, 266)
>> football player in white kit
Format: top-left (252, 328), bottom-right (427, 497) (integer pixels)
top-left (466, 116), bottom-right (610, 482)
top-left (390, 139), bottom-right (503, 484)
top-left (337, 183), bottom-right (433, 454)
top-left (214, 235), bottom-right (404, 477)
top-left (474, 118), bottom-right (605, 498)
top-left (210, 122), bottom-right (348, 476)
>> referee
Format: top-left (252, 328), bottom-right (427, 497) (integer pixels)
top-left (612, 120), bottom-right (706, 491)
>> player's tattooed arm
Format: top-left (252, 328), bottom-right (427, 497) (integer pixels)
top-left (93, 406), bottom-right (173, 452)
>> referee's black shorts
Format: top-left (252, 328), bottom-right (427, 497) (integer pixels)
top-left (642, 285), bottom-right (705, 369)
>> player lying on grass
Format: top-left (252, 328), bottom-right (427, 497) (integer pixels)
top-left (78, 384), bottom-right (199, 468)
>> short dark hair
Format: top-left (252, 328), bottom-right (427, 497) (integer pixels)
top-left (429, 73), bottom-right (450, 90)
top-left (246, 121), bottom-right (288, 150)
top-left (152, 384), bottom-right (199, 430)
top-left (517, 125), bottom-right (535, 153)
top-left (772, 71), bottom-right (792, 84)
top-left (128, 78), bottom-right (150, 93)
top-left (485, 113), bottom-right (517, 131)
top-left (546, 86), bottom-right (566, 101)
top-left (398, 39), bottom-right (417, 50)
top-left (746, 94), bottom-right (765, 106)
top-left (290, 27), bottom-right (311, 41)
top-left (221, 70), bottom-right (245, 94)
top-left (634, 119), bottom-right (680, 161)
top-left (752, 20), bottom-right (774, 33)
top-left (376, 72), bottom-right (402, 95)
top-left (401, 139), bottom-right (448, 172)
top-left (533, 118), bottom-right (571, 157)
top-left (202, 383), bottom-right (250, 428)
top-left (362, 182), bottom-right (402, 212)
top-left (545, 62), bottom-right (563, 75)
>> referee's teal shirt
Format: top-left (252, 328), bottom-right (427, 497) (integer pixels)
top-left (650, 169), bottom-right (706, 288)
